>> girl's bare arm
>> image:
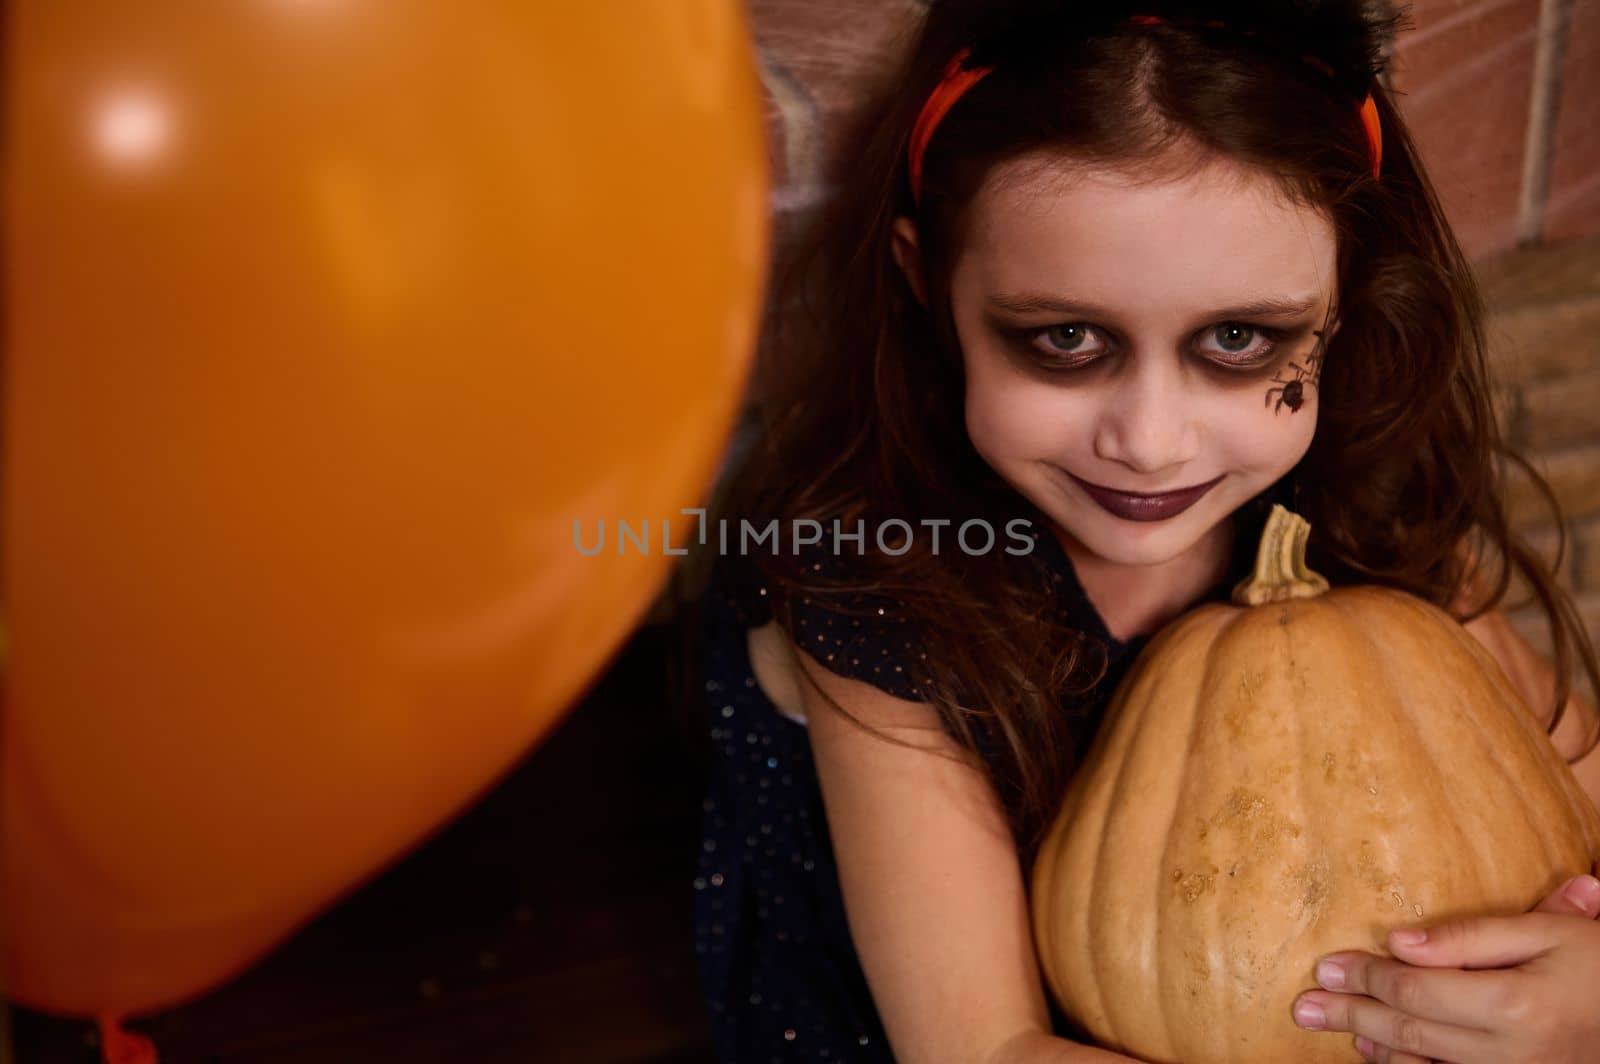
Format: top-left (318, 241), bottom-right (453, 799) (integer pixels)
top-left (1451, 542), bottom-right (1600, 806)
top-left (788, 635), bottom-right (1142, 1064)
top-left (1462, 607), bottom-right (1600, 809)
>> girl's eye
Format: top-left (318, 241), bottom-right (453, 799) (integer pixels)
top-left (1029, 323), bottom-right (1107, 365)
top-left (1018, 320), bottom-right (1287, 371)
top-left (1198, 323), bottom-right (1282, 367)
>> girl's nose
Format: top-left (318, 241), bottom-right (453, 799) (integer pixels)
top-left (1091, 362), bottom-right (1200, 477)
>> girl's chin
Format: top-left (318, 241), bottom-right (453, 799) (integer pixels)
top-left (1079, 531), bottom-right (1197, 568)
top-left (1055, 504), bottom-right (1228, 567)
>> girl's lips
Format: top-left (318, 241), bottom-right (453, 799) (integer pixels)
top-left (1062, 470), bottom-right (1225, 523)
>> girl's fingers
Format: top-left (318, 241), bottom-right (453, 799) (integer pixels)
top-left (1311, 953), bottom-right (1510, 1032)
top-left (1529, 874), bottom-right (1600, 919)
top-left (1386, 911), bottom-right (1569, 970)
top-left (1296, 985), bottom-right (1491, 1063)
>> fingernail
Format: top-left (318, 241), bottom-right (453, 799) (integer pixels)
top-left (1355, 1034), bottom-right (1375, 1060)
top-left (1392, 928), bottom-right (1426, 946)
top-left (1315, 959), bottom-right (1345, 989)
top-left (1293, 998), bottom-right (1326, 1030)
top-left (1563, 875), bottom-right (1600, 911)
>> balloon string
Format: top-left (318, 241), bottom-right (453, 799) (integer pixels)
top-left (97, 1016), bottom-right (158, 1064)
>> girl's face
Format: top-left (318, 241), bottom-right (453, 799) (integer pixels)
top-left (911, 154), bottom-right (1338, 570)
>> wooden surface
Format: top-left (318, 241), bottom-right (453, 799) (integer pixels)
top-left (9, 621), bottom-right (717, 1064)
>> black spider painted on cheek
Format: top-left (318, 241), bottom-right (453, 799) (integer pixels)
top-left (1265, 328), bottom-right (1328, 414)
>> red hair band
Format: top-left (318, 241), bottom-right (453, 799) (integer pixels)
top-left (908, 17), bottom-right (1384, 206)
top-left (906, 48), bottom-right (995, 209)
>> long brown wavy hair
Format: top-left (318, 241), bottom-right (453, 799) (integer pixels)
top-left (700, 0), bottom-right (1600, 865)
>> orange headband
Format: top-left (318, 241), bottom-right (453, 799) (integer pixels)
top-left (907, 16), bottom-right (1384, 206)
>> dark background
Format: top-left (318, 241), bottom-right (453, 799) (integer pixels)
top-left (9, 617), bottom-right (718, 1064)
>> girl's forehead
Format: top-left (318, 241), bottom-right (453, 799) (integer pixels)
top-left (958, 156), bottom-right (1338, 311)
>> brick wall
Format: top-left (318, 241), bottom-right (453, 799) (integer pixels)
top-left (1391, 0), bottom-right (1593, 253)
top-left (1544, 0), bottom-right (1600, 240)
top-left (748, 0), bottom-right (1600, 254)
top-left (721, 0), bottom-right (1600, 674)
top-left (1479, 236), bottom-right (1600, 663)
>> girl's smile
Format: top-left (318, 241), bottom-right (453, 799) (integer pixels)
top-left (1055, 467), bottom-right (1226, 523)
top-left (895, 148), bottom-right (1340, 637)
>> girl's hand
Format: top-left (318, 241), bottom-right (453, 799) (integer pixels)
top-left (1291, 863), bottom-right (1600, 1063)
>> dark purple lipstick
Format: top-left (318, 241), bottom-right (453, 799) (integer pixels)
top-left (1063, 470), bottom-right (1224, 523)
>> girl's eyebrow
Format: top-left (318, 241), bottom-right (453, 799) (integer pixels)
top-left (986, 292), bottom-right (1320, 320)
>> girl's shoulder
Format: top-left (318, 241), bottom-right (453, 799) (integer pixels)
top-left (703, 541), bottom-right (930, 703)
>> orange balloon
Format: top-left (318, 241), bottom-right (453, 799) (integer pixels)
top-left (3, 0), bottom-right (767, 1019)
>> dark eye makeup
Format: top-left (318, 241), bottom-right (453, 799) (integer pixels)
top-left (996, 319), bottom-right (1309, 375)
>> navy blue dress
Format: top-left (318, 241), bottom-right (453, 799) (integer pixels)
top-left (690, 505), bottom-right (1273, 1062)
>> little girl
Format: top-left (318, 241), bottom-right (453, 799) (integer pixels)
top-left (690, 1), bottom-right (1600, 1060)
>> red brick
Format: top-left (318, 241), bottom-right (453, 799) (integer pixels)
top-left (1391, 0), bottom-right (1541, 259)
top-left (1578, 513), bottom-right (1600, 592)
top-left (1475, 233), bottom-right (1600, 305)
top-left (1519, 365), bottom-right (1600, 450)
top-left (1501, 443), bottom-right (1600, 526)
top-left (750, 0), bottom-right (924, 194)
top-left (1484, 293), bottom-right (1600, 385)
top-left (1545, 0), bottom-right (1600, 240)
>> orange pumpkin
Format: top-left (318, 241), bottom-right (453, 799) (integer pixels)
top-left (1031, 505), bottom-right (1600, 1063)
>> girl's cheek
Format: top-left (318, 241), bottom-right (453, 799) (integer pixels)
top-left (1225, 387), bottom-right (1318, 467)
top-left (966, 369), bottom-right (1092, 452)
top-left (1216, 364), bottom-right (1319, 422)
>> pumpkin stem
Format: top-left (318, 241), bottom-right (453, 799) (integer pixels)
top-left (1231, 504), bottom-right (1330, 605)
